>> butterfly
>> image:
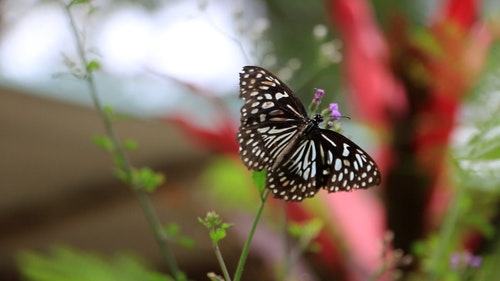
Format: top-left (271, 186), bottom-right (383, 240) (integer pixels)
top-left (237, 66), bottom-right (381, 201)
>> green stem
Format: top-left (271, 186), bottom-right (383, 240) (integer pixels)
top-left (63, 3), bottom-right (181, 279)
top-left (428, 161), bottom-right (465, 281)
top-left (233, 189), bottom-right (270, 281)
top-left (214, 244), bottom-right (232, 281)
top-left (281, 202), bottom-right (291, 281)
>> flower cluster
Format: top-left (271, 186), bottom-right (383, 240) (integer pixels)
top-left (450, 252), bottom-right (482, 270)
top-left (308, 88), bottom-right (343, 132)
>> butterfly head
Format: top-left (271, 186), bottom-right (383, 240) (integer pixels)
top-left (312, 113), bottom-right (323, 125)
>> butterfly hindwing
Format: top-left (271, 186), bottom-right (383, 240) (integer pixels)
top-left (316, 129), bottom-right (381, 192)
top-left (266, 129), bottom-right (381, 201)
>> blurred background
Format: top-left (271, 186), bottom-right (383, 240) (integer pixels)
top-left (1, 0), bottom-right (500, 280)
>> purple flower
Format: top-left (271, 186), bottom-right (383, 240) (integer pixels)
top-left (329, 103), bottom-right (342, 119)
top-left (450, 252), bottom-right (482, 270)
top-left (312, 88), bottom-right (325, 105)
top-left (468, 254), bottom-right (482, 268)
top-left (450, 253), bottom-right (461, 269)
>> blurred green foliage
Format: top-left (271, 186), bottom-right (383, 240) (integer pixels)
top-left (18, 246), bottom-right (171, 281)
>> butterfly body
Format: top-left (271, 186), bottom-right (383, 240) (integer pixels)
top-left (238, 66), bottom-right (381, 201)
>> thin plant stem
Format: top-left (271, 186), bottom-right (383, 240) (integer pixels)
top-left (214, 244), bottom-right (232, 281)
top-left (233, 189), bottom-right (270, 281)
top-left (281, 202), bottom-right (291, 281)
top-left (63, 3), bottom-right (182, 279)
top-left (428, 159), bottom-right (465, 281)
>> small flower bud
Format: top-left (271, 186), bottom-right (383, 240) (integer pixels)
top-left (312, 88), bottom-right (325, 105)
top-left (329, 103), bottom-right (341, 119)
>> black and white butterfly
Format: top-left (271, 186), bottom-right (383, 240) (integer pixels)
top-left (237, 66), bottom-right (381, 201)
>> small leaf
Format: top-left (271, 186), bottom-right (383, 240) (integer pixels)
top-left (18, 246), bottom-right (172, 281)
top-left (114, 168), bottom-right (130, 183)
top-left (177, 237), bottom-right (195, 249)
top-left (133, 168), bottom-right (165, 192)
top-left (123, 139), bottom-right (139, 150)
top-left (103, 105), bottom-right (115, 118)
top-left (86, 60), bottom-right (101, 72)
top-left (209, 229), bottom-right (227, 244)
top-left (113, 155), bottom-right (127, 170)
top-left (220, 223), bottom-right (233, 230)
top-left (162, 223), bottom-right (195, 249)
top-left (252, 170), bottom-right (267, 193)
top-left (165, 223), bottom-right (180, 236)
top-left (92, 135), bottom-right (113, 152)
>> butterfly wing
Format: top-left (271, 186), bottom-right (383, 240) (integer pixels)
top-left (316, 129), bottom-right (381, 192)
top-left (267, 128), bottom-right (381, 201)
top-left (238, 66), bottom-right (308, 171)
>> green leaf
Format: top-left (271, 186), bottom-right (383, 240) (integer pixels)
top-left (132, 168), bottom-right (165, 192)
top-left (114, 168), bottom-right (129, 183)
top-left (220, 223), bottom-right (233, 230)
top-left (113, 155), bottom-right (127, 171)
top-left (123, 139), bottom-right (139, 151)
top-left (252, 170), bottom-right (267, 193)
top-left (103, 106), bottom-right (114, 118)
top-left (92, 135), bottom-right (113, 152)
top-left (162, 223), bottom-right (195, 249)
top-left (86, 60), bottom-right (101, 72)
top-left (209, 229), bottom-right (227, 244)
top-left (177, 237), bottom-right (195, 249)
top-left (17, 246), bottom-right (172, 281)
top-left (475, 142), bottom-right (500, 160)
top-left (165, 223), bottom-right (180, 236)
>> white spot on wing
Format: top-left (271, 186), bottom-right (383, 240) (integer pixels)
top-left (275, 92), bottom-right (288, 100)
top-left (262, 101), bottom-right (274, 109)
top-left (334, 158), bottom-right (342, 171)
top-left (342, 143), bottom-right (350, 157)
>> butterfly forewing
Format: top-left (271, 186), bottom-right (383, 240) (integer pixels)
top-left (237, 65), bottom-right (381, 201)
top-left (238, 66), bottom-right (308, 170)
top-left (239, 66), bottom-right (308, 125)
